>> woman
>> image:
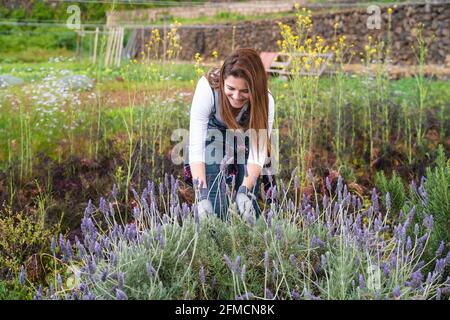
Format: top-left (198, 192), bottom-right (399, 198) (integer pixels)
top-left (187, 48), bottom-right (275, 221)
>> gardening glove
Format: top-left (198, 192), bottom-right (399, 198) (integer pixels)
top-left (236, 185), bottom-right (256, 222)
top-left (196, 187), bottom-right (213, 222)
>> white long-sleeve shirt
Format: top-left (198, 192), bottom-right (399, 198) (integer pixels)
top-left (189, 76), bottom-right (275, 168)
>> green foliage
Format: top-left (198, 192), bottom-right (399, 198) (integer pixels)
top-left (0, 204), bottom-right (57, 281)
top-left (0, 27), bottom-right (77, 53)
top-left (0, 279), bottom-right (32, 300)
top-left (375, 170), bottom-right (406, 216)
top-left (407, 145), bottom-right (450, 260)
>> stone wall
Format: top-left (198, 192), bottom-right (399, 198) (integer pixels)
top-left (134, 2), bottom-right (450, 66)
top-left (107, 0), bottom-right (301, 26)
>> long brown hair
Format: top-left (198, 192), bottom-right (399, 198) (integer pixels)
top-left (206, 48), bottom-right (270, 160)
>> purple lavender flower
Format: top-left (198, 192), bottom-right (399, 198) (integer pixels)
top-left (65, 240), bottom-right (73, 260)
top-left (88, 257), bottom-right (96, 275)
top-left (371, 188), bottom-right (379, 212)
top-left (310, 235), bottom-right (325, 248)
top-left (398, 209), bottom-right (403, 221)
top-left (336, 176), bottom-right (342, 194)
top-left (101, 269), bottom-right (109, 282)
top-left (414, 224), bottom-right (420, 237)
top-left (359, 274), bottom-right (365, 290)
top-left (408, 270), bottom-right (423, 289)
top-left (159, 182), bottom-right (164, 197)
top-left (146, 262), bottom-right (156, 279)
top-left (199, 266), bottom-right (206, 285)
top-left (280, 179), bottom-right (286, 197)
top-left (117, 272), bottom-right (125, 288)
top-left (241, 264), bottom-right (247, 282)
top-left (84, 199), bottom-right (95, 218)
top-left (445, 251), bottom-right (450, 265)
top-left (385, 192), bottom-right (391, 211)
top-left (224, 254), bottom-right (233, 271)
top-left (34, 285), bottom-right (43, 300)
top-left (436, 241), bottom-right (445, 257)
top-left (265, 288), bottom-right (274, 299)
top-left (294, 175), bottom-right (299, 190)
top-left (326, 176), bottom-right (332, 193)
top-left (112, 184), bottom-right (118, 199)
top-left (156, 223), bottom-right (165, 249)
top-left (426, 272), bottom-right (433, 285)
top-left (116, 288), bottom-right (128, 300)
top-left (76, 239), bottom-right (87, 259)
top-left (305, 291), bottom-right (321, 300)
top-left (423, 214), bottom-right (434, 231)
top-left (436, 288), bottom-right (442, 300)
top-left (418, 233), bottom-right (428, 245)
top-left (383, 263), bottom-right (390, 278)
top-left (164, 173), bottom-right (169, 190)
top-left (434, 258), bottom-right (446, 275)
top-left (291, 289), bottom-right (301, 300)
top-left (19, 265), bottom-right (26, 285)
top-left (50, 236), bottom-right (56, 255)
top-left (236, 292), bottom-right (254, 300)
top-left (413, 261), bottom-right (425, 272)
top-left (406, 236), bottom-right (412, 252)
top-left (133, 206), bottom-right (141, 221)
top-left (393, 285), bottom-right (401, 299)
top-left (276, 224), bottom-right (281, 242)
top-left (289, 254), bottom-right (297, 267)
top-left (57, 274), bottom-right (63, 290)
top-left (271, 185), bottom-right (278, 200)
top-left (267, 210), bottom-right (272, 228)
top-left (58, 233), bottom-right (65, 253)
top-left (99, 197), bottom-right (109, 217)
top-left (233, 256), bottom-right (241, 273)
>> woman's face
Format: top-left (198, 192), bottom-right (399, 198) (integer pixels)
top-left (224, 75), bottom-right (250, 109)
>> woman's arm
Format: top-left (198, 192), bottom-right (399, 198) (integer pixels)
top-left (190, 162), bottom-right (207, 189)
top-left (241, 163), bottom-right (262, 191)
top-left (189, 76), bottom-right (214, 189)
top-left (244, 93), bottom-right (275, 190)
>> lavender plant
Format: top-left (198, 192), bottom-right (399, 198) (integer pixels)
top-left (27, 169), bottom-right (449, 300)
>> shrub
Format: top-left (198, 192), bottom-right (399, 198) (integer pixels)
top-left (375, 170), bottom-right (406, 217)
top-left (406, 145), bottom-right (450, 262)
top-left (0, 204), bottom-right (57, 282)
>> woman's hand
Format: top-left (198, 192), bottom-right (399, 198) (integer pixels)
top-left (236, 186), bottom-right (256, 221)
top-left (196, 187), bottom-right (213, 222)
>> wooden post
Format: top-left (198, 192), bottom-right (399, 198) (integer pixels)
top-left (116, 27), bottom-right (123, 67)
top-left (105, 27), bottom-right (113, 67)
top-left (76, 29), bottom-right (81, 60)
top-left (88, 29), bottom-right (92, 60)
top-left (93, 27), bottom-right (99, 64)
top-left (111, 28), bottom-right (118, 66)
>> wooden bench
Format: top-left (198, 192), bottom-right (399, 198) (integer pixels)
top-left (260, 51), bottom-right (334, 77)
